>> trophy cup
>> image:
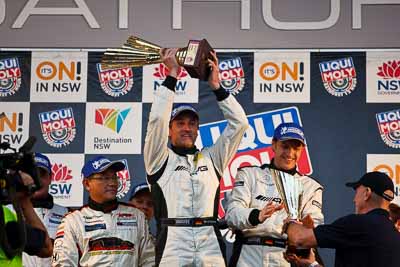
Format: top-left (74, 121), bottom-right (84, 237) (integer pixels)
top-left (270, 169), bottom-right (303, 220)
top-left (269, 168), bottom-right (311, 258)
top-left (101, 36), bottom-right (214, 81)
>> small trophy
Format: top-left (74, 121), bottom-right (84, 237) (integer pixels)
top-left (270, 169), bottom-right (303, 220)
top-left (101, 36), bottom-right (214, 81)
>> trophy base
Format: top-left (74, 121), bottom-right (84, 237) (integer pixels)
top-left (182, 39), bottom-right (213, 81)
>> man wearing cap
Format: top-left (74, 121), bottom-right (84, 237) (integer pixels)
top-left (286, 171), bottom-right (400, 267)
top-left (143, 49), bottom-right (248, 266)
top-left (22, 153), bottom-right (69, 267)
top-left (226, 122), bottom-right (324, 266)
top-left (51, 156), bottom-right (155, 267)
top-left (129, 183), bottom-right (154, 221)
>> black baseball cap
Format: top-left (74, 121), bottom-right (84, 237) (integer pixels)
top-left (346, 171), bottom-right (395, 201)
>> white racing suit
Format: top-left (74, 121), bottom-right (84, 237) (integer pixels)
top-left (51, 200), bottom-right (155, 267)
top-left (144, 77), bottom-right (248, 266)
top-left (226, 164), bottom-right (324, 267)
top-left (23, 197), bottom-right (68, 267)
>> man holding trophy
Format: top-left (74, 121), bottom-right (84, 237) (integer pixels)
top-left (226, 122), bottom-right (324, 266)
top-left (143, 47), bottom-right (249, 266)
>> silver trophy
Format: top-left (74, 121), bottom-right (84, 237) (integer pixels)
top-left (270, 169), bottom-right (303, 219)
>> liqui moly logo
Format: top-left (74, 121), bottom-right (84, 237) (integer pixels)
top-left (0, 58), bottom-right (21, 97)
top-left (49, 163), bottom-right (73, 198)
top-left (319, 57), bottom-right (357, 97)
top-left (97, 64), bottom-right (133, 97)
top-left (153, 64), bottom-right (188, 95)
top-left (196, 107), bottom-right (312, 218)
top-left (376, 60), bottom-right (400, 95)
top-left (219, 57), bottom-right (245, 95)
top-left (116, 159), bottom-right (131, 199)
top-left (376, 109), bottom-right (400, 148)
top-left (39, 108), bottom-right (76, 148)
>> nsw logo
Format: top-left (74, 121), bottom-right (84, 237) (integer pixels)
top-left (39, 108), bottom-right (76, 148)
top-left (219, 57), bottom-right (245, 95)
top-left (376, 60), bottom-right (400, 95)
top-left (116, 159), bottom-right (131, 199)
top-left (96, 64), bottom-right (133, 97)
top-left (50, 163), bottom-right (73, 198)
top-left (376, 109), bottom-right (400, 148)
top-left (95, 108), bottom-right (131, 133)
top-left (153, 64), bottom-right (188, 95)
top-left (319, 57), bottom-right (357, 97)
top-left (0, 58), bottom-right (22, 97)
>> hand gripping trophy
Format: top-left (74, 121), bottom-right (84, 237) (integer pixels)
top-left (101, 36), bottom-right (214, 80)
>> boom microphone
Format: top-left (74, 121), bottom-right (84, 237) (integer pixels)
top-left (19, 136), bottom-right (37, 153)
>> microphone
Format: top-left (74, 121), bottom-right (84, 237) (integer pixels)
top-left (19, 136), bottom-right (37, 153)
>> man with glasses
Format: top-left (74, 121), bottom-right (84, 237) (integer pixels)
top-left (51, 156), bottom-right (155, 267)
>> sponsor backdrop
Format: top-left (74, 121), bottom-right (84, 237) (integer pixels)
top-left (1, 50), bottom-right (400, 265)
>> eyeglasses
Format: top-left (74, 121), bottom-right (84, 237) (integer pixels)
top-left (89, 174), bottom-right (119, 183)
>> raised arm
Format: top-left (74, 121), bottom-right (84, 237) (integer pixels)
top-left (144, 48), bottom-right (179, 176)
top-left (206, 52), bottom-right (249, 175)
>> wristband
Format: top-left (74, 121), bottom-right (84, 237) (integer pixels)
top-left (309, 261), bottom-right (319, 267)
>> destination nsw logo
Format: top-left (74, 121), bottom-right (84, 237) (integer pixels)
top-left (376, 60), bottom-right (400, 95)
top-left (97, 64), bottom-right (133, 97)
top-left (93, 108), bottom-right (133, 150)
top-left (39, 108), bottom-right (76, 148)
top-left (95, 108), bottom-right (131, 133)
top-left (0, 58), bottom-right (22, 97)
top-left (49, 163), bottom-right (73, 198)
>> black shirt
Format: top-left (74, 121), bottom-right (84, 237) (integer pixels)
top-left (314, 208), bottom-right (400, 267)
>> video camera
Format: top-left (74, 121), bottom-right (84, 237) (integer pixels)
top-left (0, 136), bottom-right (41, 203)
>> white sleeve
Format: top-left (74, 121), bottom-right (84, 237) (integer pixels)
top-left (226, 169), bottom-right (257, 230)
top-left (143, 86), bottom-right (174, 176)
top-left (207, 95), bottom-right (248, 175)
top-left (51, 215), bottom-right (79, 267)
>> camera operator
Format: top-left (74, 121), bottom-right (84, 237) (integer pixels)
top-left (1, 170), bottom-right (53, 266)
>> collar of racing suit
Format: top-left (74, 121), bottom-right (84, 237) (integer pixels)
top-left (170, 144), bottom-right (199, 155)
top-left (266, 159), bottom-right (298, 176)
top-left (31, 193), bottom-right (54, 209)
top-left (88, 197), bottom-right (118, 213)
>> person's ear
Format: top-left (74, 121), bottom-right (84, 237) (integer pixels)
top-left (364, 187), bottom-right (372, 200)
top-left (82, 178), bottom-right (90, 191)
top-left (271, 139), bottom-right (277, 152)
top-left (395, 220), bottom-right (400, 232)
